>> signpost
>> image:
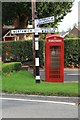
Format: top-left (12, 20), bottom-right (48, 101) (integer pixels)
top-left (11, 28), bottom-right (55, 34)
top-left (37, 16), bottom-right (54, 25)
top-left (11, 16), bottom-right (55, 83)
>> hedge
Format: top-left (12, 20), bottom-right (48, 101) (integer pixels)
top-left (64, 38), bottom-right (80, 67)
top-left (2, 38), bottom-right (80, 67)
top-left (2, 62), bottom-right (22, 73)
top-left (2, 40), bottom-right (33, 62)
top-left (2, 40), bottom-right (44, 66)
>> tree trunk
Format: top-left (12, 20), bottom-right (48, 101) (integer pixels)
top-left (13, 14), bottom-right (28, 40)
top-left (16, 34), bottom-right (27, 40)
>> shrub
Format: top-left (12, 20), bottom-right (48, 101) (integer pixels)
top-left (2, 38), bottom-right (80, 67)
top-left (2, 40), bottom-right (44, 66)
top-left (2, 40), bottom-right (33, 62)
top-left (2, 62), bottom-right (22, 73)
top-left (64, 38), bottom-right (80, 67)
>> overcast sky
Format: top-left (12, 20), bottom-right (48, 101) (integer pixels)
top-left (58, 0), bottom-right (79, 32)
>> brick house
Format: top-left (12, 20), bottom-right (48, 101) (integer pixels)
top-left (61, 25), bottom-right (80, 38)
top-left (68, 26), bottom-right (80, 37)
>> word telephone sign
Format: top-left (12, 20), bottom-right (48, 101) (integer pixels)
top-left (45, 34), bottom-right (64, 82)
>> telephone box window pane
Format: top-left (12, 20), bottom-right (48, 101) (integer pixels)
top-left (49, 75), bottom-right (60, 78)
top-left (50, 46), bottom-right (60, 70)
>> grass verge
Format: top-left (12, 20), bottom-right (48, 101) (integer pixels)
top-left (2, 70), bottom-right (79, 97)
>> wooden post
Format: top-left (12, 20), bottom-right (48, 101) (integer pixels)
top-left (31, 0), bottom-right (36, 76)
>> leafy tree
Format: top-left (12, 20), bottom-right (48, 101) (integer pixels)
top-left (2, 2), bottom-right (32, 28)
top-left (2, 2), bottom-right (73, 28)
top-left (2, 2), bottom-right (73, 40)
top-left (37, 2), bottom-right (73, 28)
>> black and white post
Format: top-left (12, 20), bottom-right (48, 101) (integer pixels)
top-left (11, 14), bottom-right (55, 84)
top-left (34, 12), bottom-right (40, 83)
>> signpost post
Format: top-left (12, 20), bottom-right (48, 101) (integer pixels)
top-left (11, 16), bottom-right (55, 83)
top-left (34, 12), bottom-right (40, 83)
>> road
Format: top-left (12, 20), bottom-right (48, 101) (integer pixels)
top-left (29, 69), bottom-right (79, 82)
top-left (64, 69), bottom-right (79, 81)
top-left (1, 94), bottom-right (78, 118)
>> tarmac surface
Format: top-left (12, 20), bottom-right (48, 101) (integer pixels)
top-left (1, 94), bottom-right (79, 118)
top-left (2, 93), bottom-right (79, 104)
top-left (28, 69), bottom-right (79, 82)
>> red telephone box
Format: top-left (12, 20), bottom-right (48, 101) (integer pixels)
top-left (45, 34), bottom-right (64, 82)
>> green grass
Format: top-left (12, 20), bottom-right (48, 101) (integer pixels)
top-left (2, 70), bottom-right (79, 96)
